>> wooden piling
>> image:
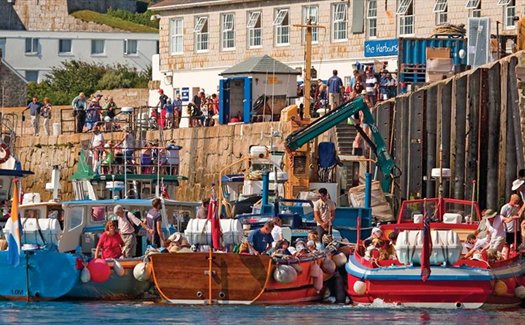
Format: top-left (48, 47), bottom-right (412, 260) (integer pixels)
top-left (425, 86), bottom-right (438, 198)
top-left (454, 75), bottom-right (468, 200)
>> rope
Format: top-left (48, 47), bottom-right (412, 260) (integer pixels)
top-left (249, 257), bottom-right (274, 304)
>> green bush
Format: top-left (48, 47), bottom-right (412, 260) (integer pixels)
top-left (107, 8), bottom-right (159, 29)
top-left (27, 60), bottom-right (151, 105)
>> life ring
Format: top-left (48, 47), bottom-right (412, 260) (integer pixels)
top-left (0, 143), bottom-right (10, 164)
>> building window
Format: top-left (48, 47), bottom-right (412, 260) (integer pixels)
top-left (332, 3), bottom-right (348, 41)
top-left (194, 16), bottom-right (209, 52)
top-left (58, 39), bottom-right (72, 54)
top-left (247, 11), bottom-right (262, 48)
top-left (25, 38), bottom-right (39, 54)
top-left (170, 18), bottom-right (184, 54)
top-left (274, 9), bottom-right (289, 46)
top-left (302, 5), bottom-right (319, 44)
top-left (397, 0), bottom-right (414, 36)
top-left (466, 0), bottom-right (481, 17)
top-left (25, 70), bottom-right (38, 82)
top-left (367, 0), bottom-right (378, 38)
top-left (501, 0), bottom-right (516, 29)
top-left (434, 0), bottom-right (448, 25)
top-left (221, 13), bottom-right (235, 50)
top-left (124, 39), bottom-right (138, 55)
top-left (91, 40), bottom-right (105, 55)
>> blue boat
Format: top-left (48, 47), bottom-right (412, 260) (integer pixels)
top-left (0, 248), bottom-right (79, 301)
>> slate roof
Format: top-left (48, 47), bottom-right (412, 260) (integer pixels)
top-left (220, 55), bottom-right (301, 76)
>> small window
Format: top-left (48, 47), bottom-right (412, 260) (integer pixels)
top-left (124, 39), bottom-right (138, 55)
top-left (367, 0), bottom-right (378, 38)
top-left (332, 3), bottom-right (348, 41)
top-left (91, 40), bottom-right (105, 55)
top-left (274, 9), bottom-right (289, 46)
top-left (397, 0), bottom-right (413, 15)
top-left (25, 70), bottom-right (38, 82)
top-left (465, 0), bottom-right (481, 9)
top-left (195, 16), bottom-right (209, 52)
top-left (433, 0), bottom-right (448, 12)
top-left (303, 5), bottom-right (319, 43)
top-left (504, 0), bottom-right (516, 29)
top-left (497, 0), bottom-right (512, 6)
top-left (170, 17), bottom-right (184, 54)
top-left (68, 207), bottom-right (83, 231)
top-left (221, 13), bottom-right (235, 50)
top-left (274, 9), bottom-right (288, 26)
top-left (247, 11), bottom-right (262, 48)
top-left (25, 38), bottom-right (39, 54)
top-left (58, 39), bottom-right (72, 54)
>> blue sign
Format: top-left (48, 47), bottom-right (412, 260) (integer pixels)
top-left (364, 39), bottom-right (399, 58)
top-left (181, 87), bottom-right (190, 102)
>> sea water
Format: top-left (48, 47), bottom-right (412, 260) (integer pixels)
top-left (0, 301), bottom-right (524, 324)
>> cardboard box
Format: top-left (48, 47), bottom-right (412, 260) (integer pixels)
top-left (426, 47), bottom-right (451, 60)
top-left (426, 58), bottom-right (454, 82)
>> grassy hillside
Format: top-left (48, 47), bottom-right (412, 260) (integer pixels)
top-left (72, 10), bottom-right (158, 33)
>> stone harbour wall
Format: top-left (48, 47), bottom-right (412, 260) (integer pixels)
top-left (13, 121), bottom-right (293, 202)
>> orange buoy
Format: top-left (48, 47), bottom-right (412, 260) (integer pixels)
top-left (87, 258), bottom-right (111, 283)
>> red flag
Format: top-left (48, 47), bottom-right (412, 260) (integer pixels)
top-left (207, 198), bottom-right (222, 250)
top-left (420, 214), bottom-right (432, 282)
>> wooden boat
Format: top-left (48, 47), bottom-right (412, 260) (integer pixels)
top-left (346, 197), bottom-right (525, 309)
top-left (149, 252), bottom-right (327, 304)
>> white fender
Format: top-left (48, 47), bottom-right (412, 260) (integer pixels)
top-left (80, 266), bottom-right (91, 283)
top-left (273, 265), bottom-right (298, 283)
top-left (353, 280), bottom-right (366, 295)
top-left (113, 259), bottom-right (125, 277)
top-left (133, 262), bottom-right (151, 282)
top-left (515, 285), bottom-right (525, 299)
top-left (309, 263), bottom-right (323, 292)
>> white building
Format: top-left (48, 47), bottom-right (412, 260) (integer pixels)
top-left (0, 30), bottom-right (159, 82)
top-left (149, 0), bottom-right (524, 102)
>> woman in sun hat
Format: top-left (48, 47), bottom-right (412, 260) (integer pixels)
top-left (484, 209), bottom-right (506, 251)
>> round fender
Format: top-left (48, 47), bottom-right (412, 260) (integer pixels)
top-left (353, 280), bottom-right (366, 295)
top-left (273, 265), bottom-right (298, 283)
top-left (80, 266), bottom-right (91, 283)
top-left (0, 142), bottom-right (10, 164)
top-left (113, 259), bottom-right (125, 277)
top-left (515, 285), bottom-right (525, 299)
top-left (332, 252), bottom-right (348, 268)
top-left (87, 258), bottom-right (111, 283)
top-left (494, 280), bottom-right (508, 296)
top-left (309, 263), bottom-right (323, 292)
top-left (321, 258), bottom-right (336, 275)
top-left (133, 262), bottom-right (151, 282)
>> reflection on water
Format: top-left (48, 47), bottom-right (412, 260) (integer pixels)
top-left (0, 302), bottom-right (524, 324)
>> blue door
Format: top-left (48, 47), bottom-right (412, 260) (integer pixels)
top-left (219, 79), bottom-right (230, 125)
top-left (242, 77), bottom-right (252, 124)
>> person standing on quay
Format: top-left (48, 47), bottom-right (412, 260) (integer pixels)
top-left (327, 70), bottom-right (343, 110)
top-left (72, 92), bottom-right (87, 133)
top-left (23, 96), bottom-right (42, 135)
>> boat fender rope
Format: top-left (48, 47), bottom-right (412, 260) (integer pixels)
top-left (250, 258), bottom-right (273, 304)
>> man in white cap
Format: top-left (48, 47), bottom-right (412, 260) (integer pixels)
top-left (484, 209), bottom-right (505, 252)
top-left (114, 205), bottom-right (153, 257)
top-left (512, 178), bottom-right (525, 202)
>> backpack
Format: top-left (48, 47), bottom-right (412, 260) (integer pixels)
top-left (125, 211), bottom-right (141, 234)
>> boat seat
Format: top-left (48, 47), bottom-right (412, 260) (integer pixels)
top-left (443, 213), bottom-right (462, 224)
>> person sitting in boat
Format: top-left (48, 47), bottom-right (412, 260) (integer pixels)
top-left (94, 221), bottom-right (124, 259)
top-left (146, 198), bottom-right (166, 249)
top-left (364, 227), bottom-right (383, 247)
top-left (247, 221), bottom-right (274, 255)
top-left (307, 230), bottom-right (323, 250)
top-left (306, 240), bottom-right (317, 253)
top-left (271, 239), bottom-right (292, 257)
top-left (114, 205), bottom-right (153, 258)
top-left (196, 198), bottom-right (210, 219)
top-left (386, 231), bottom-right (399, 260)
top-left (271, 216), bottom-right (283, 246)
top-left (484, 209), bottom-right (506, 252)
top-left (166, 232), bottom-right (192, 253)
top-left (463, 233), bottom-right (489, 260)
top-left (292, 239), bottom-right (309, 257)
top-left (364, 238), bottom-right (385, 261)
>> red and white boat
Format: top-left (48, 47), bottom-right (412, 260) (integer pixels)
top-left (346, 197), bottom-right (525, 309)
